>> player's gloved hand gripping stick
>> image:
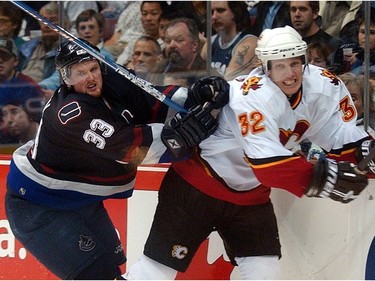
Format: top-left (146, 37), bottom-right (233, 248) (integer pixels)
top-left (187, 76), bottom-right (230, 109)
top-left (160, 76), bottom-right (230, 157)
top-left (161, 102), bottom-right (218, 158)
top-left (9, 0), bottom-right (188, 114)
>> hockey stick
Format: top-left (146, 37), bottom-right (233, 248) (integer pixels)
top-left (10, 0), bottom-right (188, 114)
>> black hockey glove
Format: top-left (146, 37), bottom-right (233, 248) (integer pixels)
top-left (161, 102), bottom-right (218, 158)
top-left (188, 76), bottom-right (229, 109)
top-left (356, 139), bottom-right (375, 174)
top-left (305, 158), bottom-right (368, 203)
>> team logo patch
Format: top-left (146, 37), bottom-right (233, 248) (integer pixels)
top-left (167, 138), bottom-right (182, 149)
top-left (320, 69), bottom-right (340, 86)
top-left (171, 245), bottom-right (188, 259)
top-left (114, 244), bottom-right (124, 254)
top-left (18, 187), bottom-right (26, 195)
top-left (58, 101), bottom-right (82, 124)
top-left (241, 76), bottom-right (262, 95)
top-left (279, 119), bottom-right (310, 146)
top-left (79, 235), bottom-right (96, 252)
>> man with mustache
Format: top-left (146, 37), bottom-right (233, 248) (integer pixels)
top-left (201, 1), bottom-right (258, 81)
top-left (155, 17), bottom-right (220, 88)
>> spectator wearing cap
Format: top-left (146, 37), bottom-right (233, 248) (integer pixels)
top-left (0, 37), bottom-right (44, 145)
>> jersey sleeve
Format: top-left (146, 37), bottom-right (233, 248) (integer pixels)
top-left (34, 92), bottom-right (172, 177)
top-left (304, 68), bottom-right (370, 162)
top-left (101, 67), bottom-right (153, 124)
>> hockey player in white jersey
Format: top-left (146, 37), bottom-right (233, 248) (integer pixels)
top-left (124, 26), bottom-right (372, 280)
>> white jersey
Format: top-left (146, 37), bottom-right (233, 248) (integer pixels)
top-left (199, 65), bottom-right (369, 195)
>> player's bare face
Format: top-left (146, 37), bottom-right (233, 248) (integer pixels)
top-left (70, 60), bottom-right (103, 98)
top-left (268, 58), bottom-right (303, 97)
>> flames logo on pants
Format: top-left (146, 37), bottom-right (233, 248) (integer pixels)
top-left (172, 245), bottom-right (188, 259)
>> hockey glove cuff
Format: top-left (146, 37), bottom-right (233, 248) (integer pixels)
top-left (305, 158), bottom-right (368, 203)
top-left (161, 103), bottom-right (218, 158)
top-left (356, 139), bottom-right (375, 174)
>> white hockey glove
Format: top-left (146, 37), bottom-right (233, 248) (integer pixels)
top-left (161, 102), bottom-right (217, 158)
top-left (188, 76), bottom-right (229, 109)
top-left (356, 139), bottom-right (375, 174)
top-left (305, 158), bottom-right (368, 203)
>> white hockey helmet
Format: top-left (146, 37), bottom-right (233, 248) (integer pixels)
top-left (255, 25), bottom-right (307, 71)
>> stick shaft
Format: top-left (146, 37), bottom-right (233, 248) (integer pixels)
top-left (358, 144), bottom-right (375, 171)
top-left (11, 0), bottom-right (187, 114)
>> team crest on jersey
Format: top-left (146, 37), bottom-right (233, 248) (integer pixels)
top-left (241, 76), bottom-right (262, 95)
top-left (320, 69), bottom-right (340, 86)
top-left (279, 120), bottom-right (310, 146)
top-left (58, 101), bottom-right (82, 124)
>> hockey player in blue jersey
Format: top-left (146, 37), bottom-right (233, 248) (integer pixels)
top-left (4, 40), bottom-right (225, 280)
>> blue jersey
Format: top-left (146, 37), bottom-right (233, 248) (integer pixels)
top-left (6, 72), bottom-right (188, 209)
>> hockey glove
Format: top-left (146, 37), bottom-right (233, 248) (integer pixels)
top-left (188, 76), bottom-right (229, 109)
top-left (161, 103), bottom-right (218, 158)
top-left (305, 158), bottom-right (368, 203)
top-left (356, 139), bottom-right (375, 174)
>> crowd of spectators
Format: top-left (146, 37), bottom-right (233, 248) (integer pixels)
top-left (0, 0), bottom-right (374, 147)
